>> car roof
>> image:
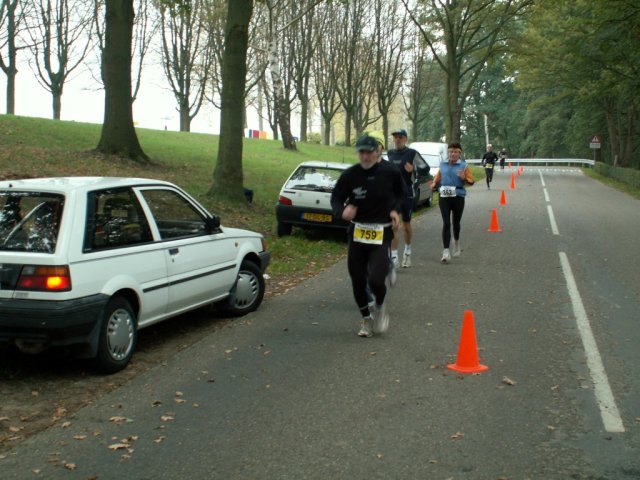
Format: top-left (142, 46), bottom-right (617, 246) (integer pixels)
top-left (295, 161), bottom-right (353, 170)
top-left (0, 177), bottom-right (175, 193)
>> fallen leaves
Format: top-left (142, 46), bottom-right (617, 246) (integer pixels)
top-left (450, 431), bottom-right (465, 440)
top-left (502, 376), bottom-right (516, 386)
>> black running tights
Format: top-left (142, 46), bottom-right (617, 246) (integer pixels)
top-left (439, 196), bottom-right (465, 248)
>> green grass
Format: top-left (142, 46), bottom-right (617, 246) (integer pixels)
top-left (582, 167), bottom-right (640, 199)
top-left (0, 114), bottom-right (355, 286)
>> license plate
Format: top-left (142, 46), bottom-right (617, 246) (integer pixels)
top-left (302, 212), bottom-right (332, 222)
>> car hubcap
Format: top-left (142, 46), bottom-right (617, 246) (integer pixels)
top-left (106, 308), bottom-right (134, 360)
top-left (233, 271), bottom-right (259, 308)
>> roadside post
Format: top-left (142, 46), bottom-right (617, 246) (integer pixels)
top-left (589, 134), bottom-right (601, 162)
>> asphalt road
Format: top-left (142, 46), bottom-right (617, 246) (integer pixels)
top-left (1, 167), bottom-right (639, 480)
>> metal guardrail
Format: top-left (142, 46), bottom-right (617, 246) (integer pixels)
top-left (466, 158), bottom-right (595, 167)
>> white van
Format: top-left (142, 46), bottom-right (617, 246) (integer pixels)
top-left (409, 141), bottom-right (448, 179)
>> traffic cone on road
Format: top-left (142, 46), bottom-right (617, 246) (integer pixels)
top-left (447, 310), bottom-right (489, 374)
top-left (488, 208), bottom-right (501, 232)
top-left (499, 189), bottom-right (507, 206)
top-left (510, 173), bottom-right (516, 190)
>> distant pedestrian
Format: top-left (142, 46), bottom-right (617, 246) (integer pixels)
top-left (331, 135), bottom-right (406, 337)
top-left (432, 142), bottom-right (475, 263)
top-left (499, 149), bottom-right (507, 170)
top-left (481, 144), bottom-right (498, 189)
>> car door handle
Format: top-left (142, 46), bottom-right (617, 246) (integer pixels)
top-left (169, 248), bottom-right (179, 255)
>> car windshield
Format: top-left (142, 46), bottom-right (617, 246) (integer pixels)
top-left (0, 192), bottom-right (64, 253)
top-left (285, 166), bottom-right (344, 192)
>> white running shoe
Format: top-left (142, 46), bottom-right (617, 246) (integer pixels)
top-left (373, 303), bottom-right (389, 333)
top-left (386, 259), bottom-right (397, 288)
top-left (441, 248), bottom-right (451, 263)
top-left (452, 239), bottom-right (461, 257)
top-left (358, 316), bottom-right (374, 337)
top-left (392, 256), bottom-right (399, 269)
top-left (402, 253), bottom-right (411, 268)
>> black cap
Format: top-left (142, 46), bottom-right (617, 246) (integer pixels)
top-left (355, 135), bottom-right (378, 152)
top-left (391, 128), bottom-right (408, 137)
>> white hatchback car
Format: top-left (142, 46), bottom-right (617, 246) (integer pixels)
top-left (275, 161), bottom-right (352, 236)
top-left (0, 177), bottom-right (270, 373)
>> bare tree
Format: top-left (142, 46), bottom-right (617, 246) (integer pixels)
top-left (26, 0), bottom-right (93, 119)
top-left (401, 0), bottom-right (533, 142)
top-left (351, 40), bottom-right (379, 138)
top-left (402, 39), bottom-right (442, 140)
top-left (211, 0), bottom-right (252, 200)
top-left (0, 0), bottom-right (28, 114)
top-left (312, 1), bottom-right (341, 145)
top-left (158, 0), bottom-right (212, 132)
top-left (96, 0), bottom-right (148, 161)
top-left (93, 0), bottom-right (158, 102)
top-left (374, 0), bottom-right (408, 141)
top-left (334, 0), bottom-right (370, 145)
top-left (288, 0), bottom-right (316, 142)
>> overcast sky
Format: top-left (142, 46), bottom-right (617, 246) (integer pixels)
top-left (0, 58), bottom-right (225, 135)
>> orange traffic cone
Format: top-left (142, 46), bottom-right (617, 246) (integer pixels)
top-left (510, 172), bottom-right (516, 190)
top-left (447, 310), bottom-right (489, 374)
top-left (508, 161), bottom-right (512, 168)
top-left (488, 208), bottom-right (501, 232)
top-left (499, 189), bottom-right (507, 206)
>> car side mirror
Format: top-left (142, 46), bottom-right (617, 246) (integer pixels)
top-left (205, 215), bottom-right (221, 233)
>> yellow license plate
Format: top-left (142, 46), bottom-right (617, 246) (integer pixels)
top-left (302, 212), bottom-right (332, 222)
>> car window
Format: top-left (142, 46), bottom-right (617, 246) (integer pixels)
top-left (85, 189), bottom-right (153, 251)
top-left (285, 166), bottom-right (344, 192)
top-left (0, 193), bottom-right (64, 253)
top-left (139, 188), bottom-right (208, 239)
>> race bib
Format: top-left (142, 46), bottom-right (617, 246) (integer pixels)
top-left (353, 223), bottom-right (384, 244)
top-left (439, 186), bottom-right (457, 198)
top-left (485, 163), bottom-right (494, 169)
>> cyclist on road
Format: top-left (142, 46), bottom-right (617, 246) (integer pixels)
top-left (331, 134), bottom-right (406, 338)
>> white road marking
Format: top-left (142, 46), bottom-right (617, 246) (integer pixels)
top-left (547, 205), bottom-right (559, 235)
top-left (544, 188), bottom-right (550, 203)
top-left (559, 252), bottom-right (625, 433)
top-left (539, 171), bottom-right (546, 187)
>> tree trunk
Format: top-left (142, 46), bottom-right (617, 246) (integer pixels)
top-left (6, 69), bottom-right (16, 114)
top-left (52, 90), bottom-right (61, 120)
top-left (180, 98), bottom-right (191, 132)
top-left (323, 115), bottom-right (331, 145)
top-left (344, 110), bottom-right (352, 146)
top-left (97, 0), bottom-right (148, 162)
top-left (211, 0), bottom-right (253, 201)
top-left (3, 0), bottom-right (19, 115)
top-left (299, 95), bottom-right (308, 142)
top-left (268, 38), bottom-right (296, 150)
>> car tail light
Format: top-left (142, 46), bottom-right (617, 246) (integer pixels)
top-left (17, 265), bottom-right (72, 292)
top-left (278, 195), bottom-right (293, 206)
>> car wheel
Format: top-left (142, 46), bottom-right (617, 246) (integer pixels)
top-left (277, 221), bottom-right (292, 236)
top-left (425, 191), bottom-right (432, 207)
top-left (222, 260), bottom-right (265, 317)
top-left (93, 296), bottom-right (137, 374)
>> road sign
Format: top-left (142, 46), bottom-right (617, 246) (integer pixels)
top-left (590, 133), bottom-right (601, 149)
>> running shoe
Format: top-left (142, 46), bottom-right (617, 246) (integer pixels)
top-left (392, 256), bottom-right (399, 269)
top-left (373, 303), bottom-right (389, 333)
top-left (441, 248), bottom-right (451, 263)
top-left (386, 261), bottom-right (397, 288)
top-left (358, 316), bottom-right (374, 337)
top-left (402, 253), bottom-right (411, 268)
top-left (452, 240), bottom-right (461, 257)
